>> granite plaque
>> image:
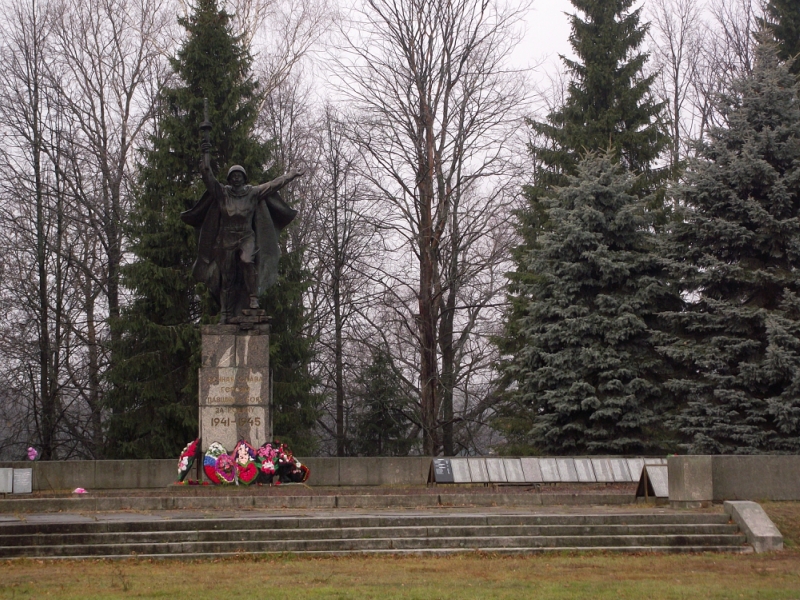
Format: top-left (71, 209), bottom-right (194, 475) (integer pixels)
top-left (539, 458), bottom-right (561, 482)
top-left (12, 468), bottom-right (32, 494)
top-left (556, 458), bottom-right (579, 482)
top-left (0, 468), bottom-right (11, 493)
top-left (591, 458), bottom-right (614, 482)
top-left (609, 458), bottom-right (632, 482)
top-left (485, 458), bottom-right (508, 482)
top-left (645, 465), bottom-right (669, 497)
top-left (199, 325), bottom-right (271, 452)
top-left (520, 458), bottom-right (543, 483)
top-left (503, 459), bottom-right (526, 483)
top-left (432, 458), bottom-right (454, 483)
top-left (467, 458), bottom-right (489, 483)
top-left (626, 458), bottom-right (645, 482)
top-left (451, 458), bottom-right (472, 483)
top-left (574, 458), bottom-right (596, 482)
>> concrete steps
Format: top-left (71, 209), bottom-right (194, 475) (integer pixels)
top-left (0, 512), bottom-right (751, 559)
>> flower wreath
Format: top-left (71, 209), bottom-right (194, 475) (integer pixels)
top-left (177, 438), bottom-right (200, 482)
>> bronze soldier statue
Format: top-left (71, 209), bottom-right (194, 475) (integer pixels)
top-left (181, 135), bottom-right (303, 324)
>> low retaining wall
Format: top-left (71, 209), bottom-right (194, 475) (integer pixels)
top-left (668, 455), bottom-right (800, 506)
top-left (0, 457), bottom-right (432, 491)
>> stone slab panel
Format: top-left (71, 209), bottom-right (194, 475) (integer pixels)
top-left (0, 468), bottom-right (11, 493)
top-left (609, 458), bottom-right (632, 482)
top-left (539, 458), bottom-right (560, 482)
top-left (591, 458), bottom-right (614, 482)
top-left (519, 458), bottom-right (543, 483)
top-left (644, 465), bottom-right (669, 498)
top-left (503, 459), bottom-right (526, 483)
top-left (485, 458), bottom-right (508, 483)
top-left (381, 457), bottom-right (429, 485)
top-left (626, 458), bottom-right (645, 482)
top-left (450, 459), bottom-right (472, 483)
top-left (724, 501), bottom-right (783, 552)
top-left (556, 458), bottom-right (579, 482)
top-left (200, 405), bottom-right (268, 452)
top-left (573, 458), bottom-right (596, 482)
top-left (12, 469), bottom-right (32, 494)
top-left (668, 455), bottom-right (713, 504)
top-left (467, 458), bottom-right (489, 483)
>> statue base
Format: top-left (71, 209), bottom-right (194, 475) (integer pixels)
top-left (198, 316), bottom-right (272, 452)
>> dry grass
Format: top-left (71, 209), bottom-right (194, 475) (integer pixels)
top-left (0, 502), bottom-right (796, 600)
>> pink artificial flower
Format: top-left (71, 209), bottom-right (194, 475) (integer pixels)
top-left (27, 447), bottom-right (38, 461)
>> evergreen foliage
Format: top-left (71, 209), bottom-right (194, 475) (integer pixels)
top-left (663, 44), bottom-right (800, 454)
top-left (105, 0), bottom-right (269, 458)
top-left (351, 348), bottom-right (414, 457)
top-left (761, 0), bottom-right (800, 74)
top-left (262, 246), bottom-right (320, 456)
top-left (528, 0), bottom-right (668, 199)
top-left (498, 152), bottom-right (681, 455)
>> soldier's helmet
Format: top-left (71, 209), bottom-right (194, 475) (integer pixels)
top-left (227, 165), bottom-right (248, 183)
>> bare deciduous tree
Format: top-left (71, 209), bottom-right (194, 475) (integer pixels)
top-left (336, 0), bottom-right (529, 455)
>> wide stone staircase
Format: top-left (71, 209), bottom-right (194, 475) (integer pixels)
top-left (0, 510), bottom-right (751, 559)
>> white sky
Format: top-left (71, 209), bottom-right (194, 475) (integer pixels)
top-left (513, 0), bottom-right (574, 74)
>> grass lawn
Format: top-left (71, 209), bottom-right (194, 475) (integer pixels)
top-left (0, 503), bottom-right (797, 600)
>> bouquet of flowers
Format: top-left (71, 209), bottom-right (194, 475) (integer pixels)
top-left (232, 440), bottom-right (258, 485)
top-left (177, 439), bottom-right (200, 482)
top-left (256, 442), bottom-right (278, 483)
top-left (215, 452), bottom-right (237, 484)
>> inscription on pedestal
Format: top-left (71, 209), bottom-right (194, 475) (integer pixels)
top-left (199, 324), bottom-right (271, 452)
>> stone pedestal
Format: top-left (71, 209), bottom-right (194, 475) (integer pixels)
top-left (199, 313), bottom-right (272, 452)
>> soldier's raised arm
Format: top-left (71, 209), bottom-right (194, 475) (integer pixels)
top-left (199, 140), bottom-right (222, 192)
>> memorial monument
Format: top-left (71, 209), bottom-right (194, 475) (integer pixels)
top-left (180, 101), bottom-right (304, 452)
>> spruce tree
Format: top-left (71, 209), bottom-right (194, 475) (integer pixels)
top-left (761, 0), bottom-right (800, 74)
top-left (262, 247), bottom-right (320, 456)
top-left (352, 348), bottom-right (414, 457)
top-left (663, 44), bottom-right (800, 454)
top-left (529, 0), bottom-right (668, 199)
top-left (105, 0), bottom-right (270, 457)
top-left (498, 152), bottom-right (680, 455)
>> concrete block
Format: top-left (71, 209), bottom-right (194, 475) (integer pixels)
top-left (712, 456), bottom-right (800, 501)
top-left (377, 457), bottom-right (429, 485)
top-left (34, 461), bottom-right (96, 491)
top-left (297, 457), bottom-right (339, 486)
top-left (338, 457), bottom-right (382, 485)
top-left (724, 501), bottom-right (783, 553)
top-left (668, 455), bottom-right (712, 507)
top-left (94, 460), bottom-right (175, 489)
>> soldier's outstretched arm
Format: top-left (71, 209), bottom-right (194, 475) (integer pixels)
top-left (255, 168), bottom-right (304, 199)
